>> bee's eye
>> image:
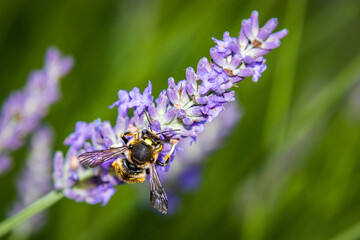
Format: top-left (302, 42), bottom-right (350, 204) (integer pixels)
top-left (128, 144), bottom-right (133, 149)
top-left (142, 129), bottom-right (148, 136)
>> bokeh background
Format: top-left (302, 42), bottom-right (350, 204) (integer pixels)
top-left (1, 0), bottom-right (360, 239)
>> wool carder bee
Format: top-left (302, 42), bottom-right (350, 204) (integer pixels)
top-left (78, 120), bottom-right (178, 214)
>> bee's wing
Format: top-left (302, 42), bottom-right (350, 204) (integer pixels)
top-left (78, 146), bottom-right (128, 168)
top-left (149, 163), bottom-right (168, 214)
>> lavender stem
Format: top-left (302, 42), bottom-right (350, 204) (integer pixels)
top-left (0, 168), bottom-right (95, 237)
top-left (0, 191), bottom-right (63, 238)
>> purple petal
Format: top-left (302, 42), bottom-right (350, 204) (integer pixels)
top-left (45, 48), bottom-right (60, 66)
top-left (233, 68), bottom-right (253, 77)
top-left (268, 29), bottom-right (289, 41)
top-left (144, 80), bottom-right (152, 96)
top-left (115, 112), bottom-right (129, 133)
top-left (257, 18), bottom-right (278, 41)
top-left (183, 117), bottom-right (193, 125)
top-left (98, 121), bottom-right (116, 147)
top-left (179, 123), bottom-right (204, 137)
top-left (261, 40), bottom-right (281, 50)
top-left (186, 106), bottom-right (204, 117)
top-left (151, 120), bottom-right (161, 132)
top-left (163, 106), bottom-right (176, 124)
top-left (167, 77), bottom-right (180, 105)
top-left (228, 54), bottom-right (243, 69)
top-left (246, 48), bottom-right (270, 58)
top-left (210, 48), bottom-right (226, 67)
top-left (197, 57), bottom-right (212, 81)
top-left (248, 58), bottom-right (267, 83)
top-left (148, 103), bottom-right (157, 118)
top-left (45, 47), bottom-right (74, 78)
top-left (179, 81), bottom-right (190, 106)
top-left (109, 90), bottom-right (130, 109)
top-left (168, 77), bottom-right (177, 89)
top-left (243, 55), bottom-right (256, 64)
top-left (223, 91), bottom-right (235, 102)
top-left (58, 57), bottom-right (74, 77)
top-left (186, 67), bottom-right (197, 87)
top-left (241, 19), bottom-right (254, 41)
top-left (206, 106), bottom-right (224, 122)
top-left (198, 79), bottom-right (213, 96)
top-left (230, 40), bottom-right (241, 54)
top-left (250, 10), bottom-right (259, 37)
top-left (177, 109), bottom-right (186, 119)
top-left (128, 87), bottom-right (141, 108)
top-left (197, 96), bottom-right (208, 105)
top-left (156, 90), bottom-right (169, 115)
top-left (186, 82), bottom-right (195, 96)
top-left (238, 28), bottom-right (249, 50)
top-left (212, 64), bottom-right (223, 74)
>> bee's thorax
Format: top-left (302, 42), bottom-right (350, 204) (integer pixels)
top-left (130, 141), bottom-right (153, 165)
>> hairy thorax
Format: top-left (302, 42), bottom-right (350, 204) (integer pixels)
top-left (130, 141), bottom-right (153, 165)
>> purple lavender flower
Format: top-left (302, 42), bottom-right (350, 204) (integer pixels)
top-left (9, 126), bottom-right (53, 234)
top-left (0, 47), bottom-right (73, 174)
top-left (54, 120), bottom-right (120, 205)
top-left (53, 11), bottom-right (286, 206)
top-left (212, 10), bottom-right (287, 83)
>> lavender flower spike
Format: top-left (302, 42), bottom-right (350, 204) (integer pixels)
top-left (0, 47), bottom-right (73, 173)
top-left (54, 10), bottom-right (286, 207)
top-left (9, 126), bottom-right (53, 235)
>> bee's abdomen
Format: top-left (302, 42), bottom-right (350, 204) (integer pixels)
top-left (131, 142), bottom-right (153, 164)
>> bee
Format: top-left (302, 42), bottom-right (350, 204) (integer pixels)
top-left (77, 116), bottom-right (178, 214)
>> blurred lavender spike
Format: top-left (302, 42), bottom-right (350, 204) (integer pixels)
top-left (0, 47), bottom-right (73, 174)
top-left (163, 102), bottom-right (242, 213)
top-left (168, 101), bottom-right (242, 177)
top-left (9, 126), bottom-right (53, 235)
top-left (54, 10), bottom-right (287, 206)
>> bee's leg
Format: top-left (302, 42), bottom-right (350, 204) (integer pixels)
top-left (134, 132), bottom-right (140, 141)
top-left (156, 139), bottom-right (179, 167)
top-left (121, 131), bottom-right (133, 144)
top-left (155, 160), bottom-right (166, 167)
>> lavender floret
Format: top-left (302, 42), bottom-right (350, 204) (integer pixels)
top-left (53, 10), bottom-right (287, 206)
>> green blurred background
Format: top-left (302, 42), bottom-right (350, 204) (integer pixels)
top-left (1, 0), bottom-right (360, 239)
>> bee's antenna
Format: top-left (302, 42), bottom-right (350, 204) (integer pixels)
top-left (144, 110), bottom-right (153, 132)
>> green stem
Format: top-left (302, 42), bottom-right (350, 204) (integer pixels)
top-left (0, 190), bottom-right (64, 238)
